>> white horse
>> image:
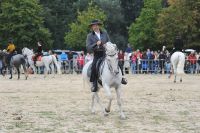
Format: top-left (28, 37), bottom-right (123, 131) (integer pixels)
top-left (170, 51), bottom-right (185, 83)
top-left (82, 42), bottom-right (126, 119)
top-left (22, 47), bottom-right (61, 77)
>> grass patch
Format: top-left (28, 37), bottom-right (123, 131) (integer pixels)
top-left (153, 115), bottom-right (168, 124)
top-left (36, 111), bottom-right (56, 119)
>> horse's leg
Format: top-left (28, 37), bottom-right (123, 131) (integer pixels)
top-left (115, 86), bottom-right (126, 119)
top-left (1, 66), bottom-right (5, 76)
top-left (91, 92), bottom-right (96, 114)
top-left (94, 92), bottom-right (108, 116)
top-left (103, 84), bottom-right (113, 113)
top-left (168, 64), bottom-right (172, 79)
top-left (180, 77), bottom-right (182, 82)
top-left (17, 67), bottom-right (20, 80)
top-left (9, 66), bottom-right (12, 79)
top-left (50, 63), bottom-right (55, 77)
top-left (44, 64), bottom-right (49, 78)
top-left (22, 64), bottom-right (28, 80)
top-left (174, 72), bottom-right (177, 83)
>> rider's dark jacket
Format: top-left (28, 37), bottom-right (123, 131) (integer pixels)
top-left (86, 30), bottom-right (110, 89)
top-left (86, 30), bottom-right (110, 56)
top-left (171, 38), bottom-right (184, 55)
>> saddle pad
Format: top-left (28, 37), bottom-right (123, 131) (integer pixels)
top-left (37, 56), bottom-right (42, 61)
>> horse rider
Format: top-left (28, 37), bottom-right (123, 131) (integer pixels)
top-left (170, 36), bottom-right (184, 55)
top-left (86, 19), bottom-right (127, 92)
top-left (6, 38), bottom-right (16, 65)
top-left (34, 41), bottom-right (43, 65)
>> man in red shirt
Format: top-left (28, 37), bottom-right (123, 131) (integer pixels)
top-left (188, 51), bottom-right (197, 74)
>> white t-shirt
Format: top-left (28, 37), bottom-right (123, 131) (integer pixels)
top-left (95, 32), bottom-right (101, 40)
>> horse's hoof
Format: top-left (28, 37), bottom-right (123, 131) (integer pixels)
top-left (180, 79), bottom-right (182, 82)
top-left (120, 114), bottom-right (126, 120)
top-left (104, 112), bottom-right (109, 117)
top-left (91, 111), bottom-right (96, 115)
top-left (105, 108), bottom-right (110, 113)
top-left (174, 80), bottom-right (176, 83)
top-left (9, 77), bottom-right (12, 79)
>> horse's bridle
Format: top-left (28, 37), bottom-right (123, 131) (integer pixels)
top-left (105, 52), bottom-right (119, 75)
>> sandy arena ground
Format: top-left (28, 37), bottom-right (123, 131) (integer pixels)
top-left (0, 74), bottom-right (200, 133)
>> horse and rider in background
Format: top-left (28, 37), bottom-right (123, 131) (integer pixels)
top-left (22, 44), bottom-right (61, 77)
top-left (167, 36), bottom-right (185, 83)
top-left (0, 38), bottom-right (28, 79)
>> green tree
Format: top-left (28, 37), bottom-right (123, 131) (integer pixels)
top-left (64, 2), bottom-right (106, 50)
top-left (40, 0), bottom-right (76, 49)
top-left (128, 0), bottom-right (162, 50)
top-left (0, 0), bottom-right (52, 50)
top-left (157, 0), bottom-right (200, 49)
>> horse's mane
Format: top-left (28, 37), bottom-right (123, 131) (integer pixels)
top-left (23, 47), bottom-right (34, 55)
top-left (105, 42), bottom-right (118, 56)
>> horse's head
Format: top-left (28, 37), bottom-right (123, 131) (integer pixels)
top-left (104, 42), bottom-right (119, 75)
top-left (22, 47), bottom-right (33, 57)
top-left (0, 50), bottom-right (8, 65)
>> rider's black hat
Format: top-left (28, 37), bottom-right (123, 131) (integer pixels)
top-left (89, 19), bottom-right (102, 27)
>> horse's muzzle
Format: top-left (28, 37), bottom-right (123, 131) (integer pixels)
top-left (114, 70), bottom-right (119, 75)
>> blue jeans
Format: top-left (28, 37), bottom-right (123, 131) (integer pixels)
top-left (165, 63), bottom-right (171, 74)
top-left (131, 62), bottom-right (136, 74)
top-left (190, 64), bottom-right (196, 74)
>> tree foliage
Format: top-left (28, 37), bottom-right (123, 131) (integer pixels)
top-left (128, 0), bottom-right (162, 50)
top-left (156, 0), bottom-right (200, 49)
top-left (39, 0), bottom-right (76, 49)
top-left (0, 0), bottom-right (52, 50)
top-left (64, 2), bottom-right (106, 50)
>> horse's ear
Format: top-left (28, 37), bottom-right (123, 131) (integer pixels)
top-left (114, 44), bottom-right (118, 51)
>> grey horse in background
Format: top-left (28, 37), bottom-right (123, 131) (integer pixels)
top-left (0, 51), bottom-right (28, 80)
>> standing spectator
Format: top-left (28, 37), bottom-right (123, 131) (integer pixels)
top-left (125, 43), bottom-right (132, 53)
top-left (77, 53), bottom-right (84, 74)
top-left (130, 51), bottom-right (137, 74)
top-left (141, 51), bottom-right (148, 73)
top-left (197, 52), bottom-right (200, 73)
top-left (188, 51), bottom-right (197, 74)
top-left (124, 52), bottom-right (130, 74)
top-left (158, 51), bottom-right (166, 74)
top-left (118, 50), bottom-right (125, 75)
top-left (0, 50), bottom-right (2, 70)
top-left (165, 50), bottom-right (171, 74)
top-left (153, 51), bottom-right (159, 74)
top-left (136, 49), bottom-right (142, 73)
top-left (68, 50), bottom-right (73, 74)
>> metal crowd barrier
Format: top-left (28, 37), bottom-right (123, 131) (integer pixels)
top-left (1, 58), bottom-right (199, 75)
top-left (122, 59), bottom-right (200, 74)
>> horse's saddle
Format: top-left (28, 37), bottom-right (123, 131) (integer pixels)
top-left (32, 55), bottom-right (42, 61)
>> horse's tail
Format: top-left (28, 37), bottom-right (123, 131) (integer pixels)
top-left (177, 53), bottom-right (185, 74)
top-left (51, 55), bottom-right (61, 74)
top-left (82, 60), bottom-right (92, 90)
